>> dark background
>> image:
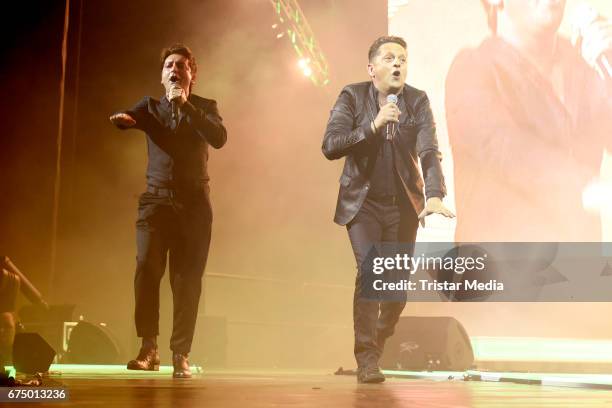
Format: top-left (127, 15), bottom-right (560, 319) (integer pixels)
top-left (0, 0), bottom-right (386, 367)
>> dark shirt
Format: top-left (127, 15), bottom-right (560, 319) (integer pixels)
top-left (118, 94), bottom-right (227, 190)
top-left (368, 139), bottom-right (397, 197)
top-left (368, 91), bottom-right (401, 198)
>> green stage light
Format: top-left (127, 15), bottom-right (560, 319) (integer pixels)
top-left (471, 336), bottom-right (612, 362)
top-left (270, 0), bottom-right (330, 87)
top-left (5, 364), bottom-right (202, 378)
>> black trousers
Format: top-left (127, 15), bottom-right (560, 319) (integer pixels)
top-left (347, 196), bottom-right (418, 368)
top-left (134, 189), bottom-right (212, 354)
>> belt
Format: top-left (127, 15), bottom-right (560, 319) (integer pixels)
top-left (146, 185), bottom-right (176, 197)
top-left (367, 194), bottom-right (398, 205)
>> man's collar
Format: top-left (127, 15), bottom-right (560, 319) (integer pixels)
top-left (370, 82), bottom-right (404, 104)
top-left (161, 93), bottom-right (194, 106)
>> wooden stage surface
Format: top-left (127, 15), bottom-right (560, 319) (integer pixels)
top-left (6, 368), bottom-right (612, 407)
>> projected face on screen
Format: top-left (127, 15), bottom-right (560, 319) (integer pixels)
top-left (491, 0), bottom-right (566, 35)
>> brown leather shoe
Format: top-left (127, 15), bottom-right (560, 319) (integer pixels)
top-left (172, 353), bottom-right (192, 378)
top-left (127, 346), bottom-right (160, 371)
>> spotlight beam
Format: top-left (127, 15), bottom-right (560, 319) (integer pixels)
top-left (270, 0), bottom-right (330, 86)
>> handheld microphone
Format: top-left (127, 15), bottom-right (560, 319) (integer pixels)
top-left (169, 77), bottom-right (181, 123)
top-left (572, 3), bottom-right (612, 80)
top-left (171, 99), bottom-right (179, 122)
top-left (386, 94), bottom-right (398, 141)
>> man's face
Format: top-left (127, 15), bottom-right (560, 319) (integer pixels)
top-left (161, 53), bottom-right (194, 96)
top-left (368, 42), bottom-right (407, 94)
top-left (502, 0), bottom-right (566, 35)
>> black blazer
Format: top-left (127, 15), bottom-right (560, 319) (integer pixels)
top-left (322, 81), bottom-right (446, 226)
top-left (119, 93), bottom-right (227, 190)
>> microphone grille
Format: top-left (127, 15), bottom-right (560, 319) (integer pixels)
top-left (387, 94), bottom-right (398, 104)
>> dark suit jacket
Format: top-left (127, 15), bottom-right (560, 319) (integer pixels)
top-left (119, 93), bottom-right (227, 190)
top-left (322, 81), bottom-right (446, 226)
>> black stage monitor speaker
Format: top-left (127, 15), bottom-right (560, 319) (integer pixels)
top-left (12, 332), bottom-right (56, 374)
top-left (380, 316), bottom-right (474, 371)
top-left (66, 321), bottom-right (121, 364)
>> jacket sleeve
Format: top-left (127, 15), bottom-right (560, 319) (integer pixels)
top-left (322, 87), bottom-right (377, 160)
top-left (113, 96), bottom-right (152, 132)
top-left (415, 91), bottom-right (446, 199)
top-left (182, 99), bottom-right (227, 149)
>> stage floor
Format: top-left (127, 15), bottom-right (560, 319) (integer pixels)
top-left (5, 368), bottom-right (612, 407)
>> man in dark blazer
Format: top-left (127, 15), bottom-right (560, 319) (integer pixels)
top-left (322, 36), bottom-right (454, 383)
top-left (110, 44), bottom-right (227, 378)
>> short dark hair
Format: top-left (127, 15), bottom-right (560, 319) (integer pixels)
top-left (159, 43), bottom-right (198, 75)
top-left (368, 36), bottom-right (407, 62)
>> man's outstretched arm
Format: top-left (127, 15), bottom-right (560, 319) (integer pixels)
top-left (109, 97), bottom-right (150, 131)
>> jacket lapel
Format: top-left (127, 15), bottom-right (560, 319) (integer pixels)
top-left (366, 82), bottom-right (378, 124)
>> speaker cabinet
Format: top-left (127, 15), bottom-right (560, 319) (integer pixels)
top-left (12, 332), bottom-right (56, 374)
top-left (380, 316), bottom-right (474, 371)
top-left (65, 321), bottom-right (121, 364)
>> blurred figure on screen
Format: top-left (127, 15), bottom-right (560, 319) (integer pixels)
top-left (446, 0), bottom-right (612, 241)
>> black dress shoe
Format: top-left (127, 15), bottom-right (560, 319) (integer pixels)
top-left (357, 366), bottom-right (385, 384)
top-left (127, 346), bottom-right (160, 371)
top-left (172, 353), bottom-right (192, 378)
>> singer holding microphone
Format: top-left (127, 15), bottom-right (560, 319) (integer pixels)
top-left (322, 36), bottom-right (454, 383)
top-left (109, 43), bottom-right (227, 378)
top-left (447, 0), bottom-right (612, 242)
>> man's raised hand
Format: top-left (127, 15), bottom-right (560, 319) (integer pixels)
top-left (110, 113), bottom-right (136, 128)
